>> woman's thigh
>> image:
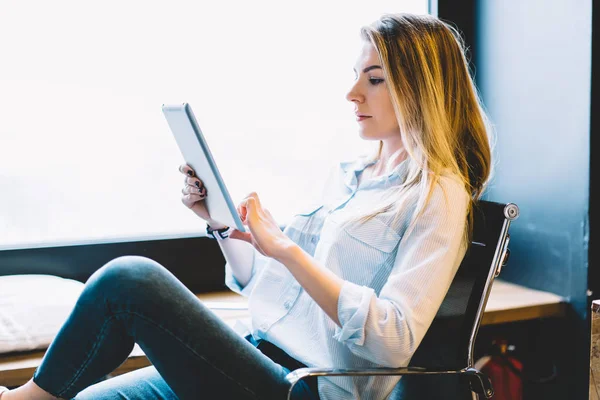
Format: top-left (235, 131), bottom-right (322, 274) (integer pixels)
top-left (73, 366), bottom-right (177, 400)
top-left (47, 256), bottom-right (313, 400)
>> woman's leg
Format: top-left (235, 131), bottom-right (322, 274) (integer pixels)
top-left (30, 255), bottom-right (313, 400)
top-left (73, 366), bottom-right (177, 400)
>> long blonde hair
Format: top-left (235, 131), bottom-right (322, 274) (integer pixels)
top-left (345, 13), bottom-right (494, 245)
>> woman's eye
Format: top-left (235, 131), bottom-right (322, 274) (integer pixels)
top-left (369, 78), bottom-right (384, 85)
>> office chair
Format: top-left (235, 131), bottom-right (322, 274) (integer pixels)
top-left (209, 200), bottom-right (518, 400)
top-left (283, 200), bottom-right (518, 400)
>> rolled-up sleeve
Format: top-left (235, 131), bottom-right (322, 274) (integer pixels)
top-left (225, 250), bottom-right (270, 297)
top-left (333, 176), bottom-right (469, 367)
top-left (333, 280), bottom-right (375, 345)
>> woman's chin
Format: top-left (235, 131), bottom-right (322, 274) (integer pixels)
top-left (358, 130), bottom-right (379, 141)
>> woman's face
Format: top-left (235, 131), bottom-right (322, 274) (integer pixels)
top-left (346, 41), bottom-right (400, 141)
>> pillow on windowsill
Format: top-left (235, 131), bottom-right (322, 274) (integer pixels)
top-left (0, 274), bottom-right (85, 354)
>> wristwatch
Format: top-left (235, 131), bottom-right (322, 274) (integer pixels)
top-left (206, 223), bottom-right (232, 240)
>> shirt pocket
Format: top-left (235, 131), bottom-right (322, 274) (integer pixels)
top-left (284, 204), bottom-right (324, 250)
top-left (325, 216), bottom-right (400, 285)
top-left (342, 218), bottom-right (400, 254)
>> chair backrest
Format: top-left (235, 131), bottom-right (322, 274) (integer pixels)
top-left (407, 200), bottom-right (519, 370)
top-left (389, 200), bottom-right (518, 399)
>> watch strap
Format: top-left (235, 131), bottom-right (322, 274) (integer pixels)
top-left (206, 224), bottom-right (232, 240)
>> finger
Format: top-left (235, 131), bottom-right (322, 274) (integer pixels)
top-left (244, 198), bottom-right (265, 230)
top-left (246, 197), bottom-right (260, 214)
top-left (184, 176), bottom-right (204, 188)
top-left (241, 192), bottom-right (257, 203)
top-left (181, 193), bottom-right (206, 208)
top-left (187, 184), bottom-right (205, 195)
top-left (264, 208), bottom-right (275, 221)
top-left (247, 193), bottom-right (263, 212)
top-left (179, 164), bottom-right (196, 177)
top-left (240, 192), bottom-right (261, 214)
top-left (237, 202), bottom-right (248, 223)
top-left (244, 191), bottom-right (259, 201)
top-left (182, 185), bottom-right (206, 196)
top-left (243, 198), bottom-right (257, 223)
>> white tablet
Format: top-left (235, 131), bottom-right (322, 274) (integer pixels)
top-left (162, 103), bottom-right (246, 232)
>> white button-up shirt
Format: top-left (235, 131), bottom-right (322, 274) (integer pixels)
top-left (226, 156), bottom-right (469, 400)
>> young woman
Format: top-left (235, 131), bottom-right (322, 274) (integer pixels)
top-left (0, 12), bottom-right (492, 400)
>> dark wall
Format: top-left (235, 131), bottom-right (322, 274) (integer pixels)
top-left (476, 0), bottom-right (592, 319)
top-left (474, 1), bottom-right (593, 398)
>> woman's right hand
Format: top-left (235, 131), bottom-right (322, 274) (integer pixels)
top-left (179, 164), bottom-right (215, 224)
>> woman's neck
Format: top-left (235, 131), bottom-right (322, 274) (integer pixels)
top-left (370, 150), bottom-right (408, 178)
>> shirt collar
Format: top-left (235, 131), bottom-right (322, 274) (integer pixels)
top-left (339, 156), bottom-right (409, 189)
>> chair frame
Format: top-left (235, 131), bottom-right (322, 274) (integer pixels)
top-left (210, 201), bottom-right (519, 400)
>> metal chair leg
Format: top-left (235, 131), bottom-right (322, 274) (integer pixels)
top-left (464, 367), bottom-right (494, 399)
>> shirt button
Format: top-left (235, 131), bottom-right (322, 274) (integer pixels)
top-left (284, 301), bottom-right (292, 309)
top-left (260, 323), bottom-right (268, 331)
top-left (311, 237), bottom-right (316, 243)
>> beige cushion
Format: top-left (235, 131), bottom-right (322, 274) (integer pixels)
top-left (0, 274), bottom-right (84, 354)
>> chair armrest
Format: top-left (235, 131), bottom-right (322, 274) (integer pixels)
top-left (286, 366), bottom-right (455, 384)
top-left (285, 366), bottom-right (493, 400)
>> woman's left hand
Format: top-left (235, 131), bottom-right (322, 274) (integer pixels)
top-left (228, 192), bottom-right (295, 260)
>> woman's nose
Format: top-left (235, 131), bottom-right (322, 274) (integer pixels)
top-left (345, 82), bottom-right (364, 103)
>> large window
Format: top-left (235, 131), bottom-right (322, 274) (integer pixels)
top-left (0, 1), bottom-right (428, 250)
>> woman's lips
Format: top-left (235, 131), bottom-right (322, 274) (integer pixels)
top-left (356, 116), bottom-right (372, 121)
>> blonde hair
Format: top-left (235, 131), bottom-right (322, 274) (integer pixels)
top-left (344, 13), bottom-right (494, 245)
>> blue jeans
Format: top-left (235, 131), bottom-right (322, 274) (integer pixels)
top-left (32, 256), bottom-right (320, 400)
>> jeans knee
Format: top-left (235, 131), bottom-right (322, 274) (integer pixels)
top-left (87, 256), bottom-right (168, 297)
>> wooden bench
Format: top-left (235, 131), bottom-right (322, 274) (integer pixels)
top-left (0, 279), bottom-right (565, 387)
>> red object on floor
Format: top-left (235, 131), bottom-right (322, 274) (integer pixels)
top-left (480, 353), bottom-right (523, 400)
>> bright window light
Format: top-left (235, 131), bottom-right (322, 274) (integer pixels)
top-left (0, 0), bottom-right (428, 250)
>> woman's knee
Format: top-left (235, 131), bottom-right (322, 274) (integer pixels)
top-left (86, 256), bottom-right (169, 296)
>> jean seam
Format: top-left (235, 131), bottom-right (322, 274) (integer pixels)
top-left (58, 310), bottom-right (262, 399)
top-left (56, 314), bottom-right (119, 397)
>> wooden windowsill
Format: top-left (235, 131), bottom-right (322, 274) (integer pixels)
top-left (481, 279), bottom-right (565, 325)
